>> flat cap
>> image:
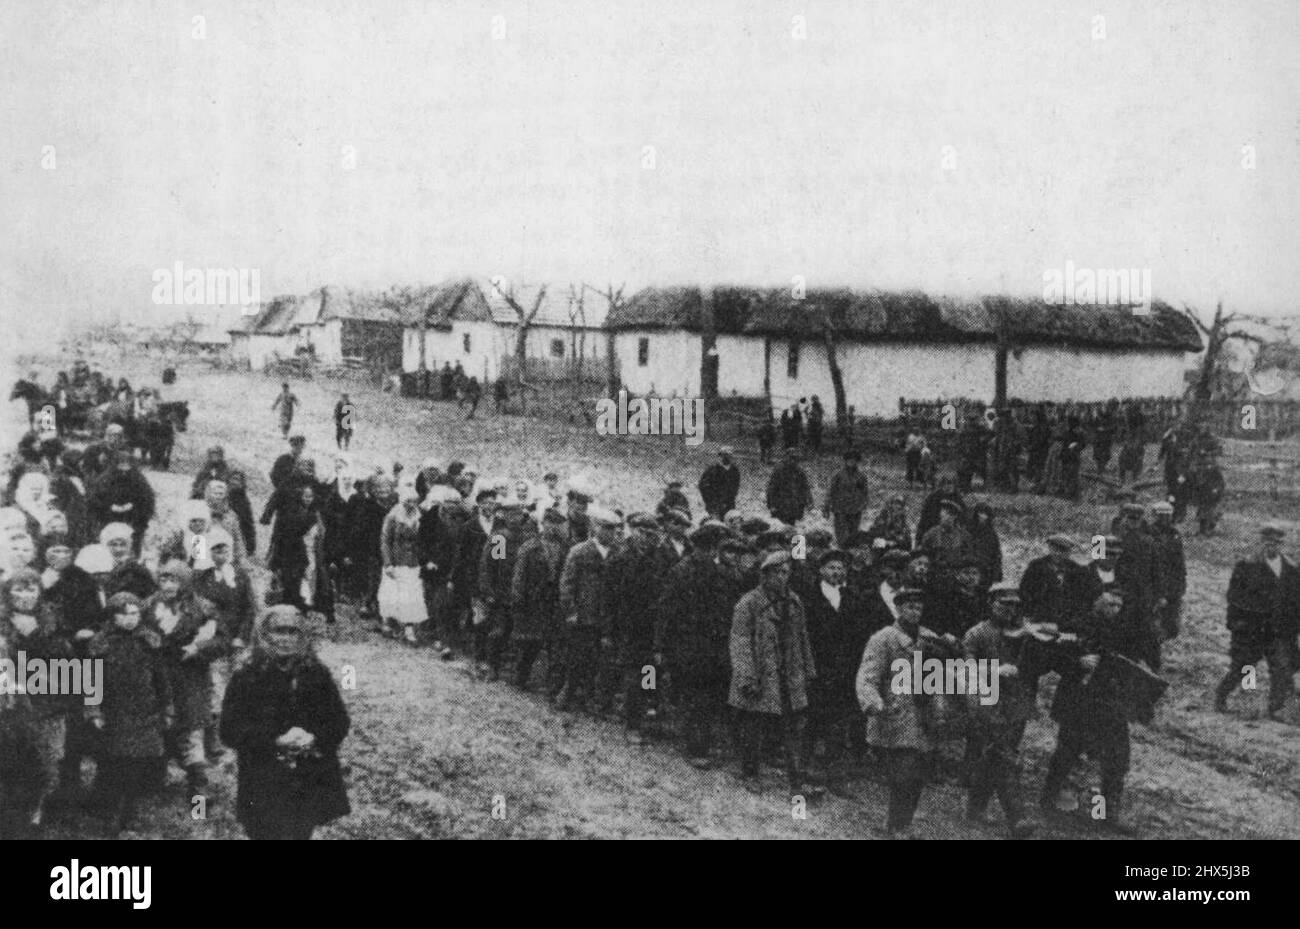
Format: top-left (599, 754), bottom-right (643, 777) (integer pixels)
top-left (1150, 501), bottom-right (1174, 515)
top-left (1261, 524), bottom-right (1286, 539)
top-left (661, 507), bottom-right (692, 527)
top-left (1121, 502), bottom-right (1146, 516)
top-left (627, 512), bottom-right (660, 531)
top-left (689, 523), bottom-right (731, 547)
top-left (1046, 534), bottom-right (1076, 552)
top-left (760, 550), bottom-right (792, 571)
top-left (818, 549), bottom-right (849, 567)
top-left (588, 505), bottom-right (622, 526)
top-left (989, 584), bottom-right (1020, 602)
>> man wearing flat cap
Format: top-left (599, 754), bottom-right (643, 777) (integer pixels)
top-left (1109, 504), bottom-right (1167, 670)
top-left (604, 513), bottom-right (675, 735)
top-left (728, 549), bottom-right (819, 798)
top-left (1019, 535), bottom-right (1100, 631)
top-left (654, 522), bottom-right (734, 766)
top-left (698, 447), bottom-right (741, 521)
top-left (1215, 524), bottom-right (1300, 719)
top-left (801, 549), bottom-right (871, 787)
top-left (857, 586), bottom-right (936, 837)
top-left (962, 585), bottom-right (1035, 837)
top-left (655, 481), bottom-right (692, 524)
top-left (823, 450), bottom-right (871, 547)
top-left (554, 506), bottom-right (621, 711)
top-left (509, 507), bottom-right (571, 692)
top-left (1147, 501), bottom-right (1186, 641)
top-left (919, 498), bottom-right (974, 576)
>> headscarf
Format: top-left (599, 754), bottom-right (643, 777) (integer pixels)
top-left (245, 604), bottom-right (317, 672)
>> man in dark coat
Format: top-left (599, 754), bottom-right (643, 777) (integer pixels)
top-left (479, 504), bottom-right (528, 679)
top-left (861, 549), bottom-right (909, 638)
top-left (1018, 535), bottom-right (1100, 631)
top-left (1191, 454), bottom-right (1226, 536)
top-left (417, 500), bottom-right (462, 655)
top-left (1147, 501), bottom-right (1186, 640)
top-left (800, 549), bottom-right (870, 786)
top-left (190, 446), bottom-right (230, 500)
top-left (604, 514), bottom-right (675, 736)
top-left (87, 453), bottom-right (156, 555)
top-left (269, 436), bottom-right (307, 493)
top-left (698, 447), bottom-right (741, 520)
top-left (654, 523), bottom-right (732, 766)
top-left (1113, 503), bottom-right (1166, 670)
top-left (554, 507), bottom-right (621, 711)
top-left (923, 557), bottom-right (987, 639)
top-left (510, 508), bottom-right (570, 692)
top-left (955, 413), bottom-right (991, 492)
top-left (1041, 588), bottom-right (1147, 834)
top-left (822, 449), bottom-right (870, 546)
top-left (1214, 525), bottom-right (1300, 719)
top-left (765, 450), bottom-right (812, 526)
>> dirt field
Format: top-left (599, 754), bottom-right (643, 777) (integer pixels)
top-left (9, 351), bottom-right (1300, 840)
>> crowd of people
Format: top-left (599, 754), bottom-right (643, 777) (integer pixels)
top-left (0, 371), bottom-right (1295, 841)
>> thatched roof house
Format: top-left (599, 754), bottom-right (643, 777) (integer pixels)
top-left (609, 285), bottom-right (1203, 415)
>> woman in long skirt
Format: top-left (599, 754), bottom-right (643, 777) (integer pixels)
top-left (378, 475), bottom-right (426, 644)
top-left (220, 605), bottom-right (349, 840)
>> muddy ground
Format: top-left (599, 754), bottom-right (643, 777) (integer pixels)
top-left (9, 353), bottom-right (1300, 840)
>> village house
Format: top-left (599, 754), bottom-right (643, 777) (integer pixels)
top-left (484, 282), bottom-right (611, 380)
top-left (296, 286), bottom-right (405, 370)
top-left (227, 294), bottom-right (319, 371)
top-left (399, 278), bottom-right (503, 381)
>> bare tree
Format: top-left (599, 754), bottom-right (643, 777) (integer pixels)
top-left (584, 282), bottom-right (626, 397)
top-left (1183, 301), bottom-right (1270, 402)
top-left (491, 279), bottom-right (547, 411)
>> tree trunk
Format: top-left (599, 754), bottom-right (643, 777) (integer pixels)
top-left (821, 326), bottom-right (848, 427)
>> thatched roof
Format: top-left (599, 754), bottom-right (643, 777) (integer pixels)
top-left (484, 282), bottom-right (612, 329)
top-left (317, 287), bottom-right (404, 325)
top-left (234, 295), bottom-right (312, 336)
top-left (740, 289), bottom-right (1201, 352)
top-left (606, 286), bottom-right (763, 334)
top-left (394, 278), bottom-right (493, 329)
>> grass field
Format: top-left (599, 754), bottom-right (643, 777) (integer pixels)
top-left (7, 350), bottom-right (1300, 839)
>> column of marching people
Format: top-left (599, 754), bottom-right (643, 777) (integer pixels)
top-left (2, 379), bottom-right (1296, 840)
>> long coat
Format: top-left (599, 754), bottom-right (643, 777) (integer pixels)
top-left (510, 534), bottom-right (569, 641)
top-left (727, 587), bottom-right (815, 714)
top-left (220, 656), bottom-right (350, 830)
top-left (824, 467), bottom-right (870, 515)
top-left (144, 592), bottom-right (225, 731)
top-left (698, 462), bottom-right (740, 517)
top-left (856, 623), bottom-right (934, 751)
top-left (765, 463), bottom-right (812, 525)
top-left (87, 466), bottom-right (155, 538)
top-left (559, 539), bottom-right (611, 629)
top-left (604, 540), bottom-right (674, 663)
top-left (86, 626), bottom-right (172, 758)
top-left (1226, 554), bottom-right (1300, 637)
top-left (803, 584), bottom-right (872, 715)
top-left (655, 553), bottom-right (736, 679)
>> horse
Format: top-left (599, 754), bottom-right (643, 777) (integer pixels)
top-left (8, 379), bottom-right (47, 429)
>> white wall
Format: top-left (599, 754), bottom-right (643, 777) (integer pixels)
top-left (765, 339), bottom-right (997, 418)
top-left (614, 330), bottom-right (702, 397)
top-left (299, 319), bottom-right (343, 365)
top-left (1008, 346), bottom-right (1187, 401)
top-left (419, 321), bottom-right (506, 381)
top-left (716, 333), bottom-right (766, 397)
top-left (247, 333), bottom-right (299, 371)
top-left (519, 324), bottom-right (608, 363)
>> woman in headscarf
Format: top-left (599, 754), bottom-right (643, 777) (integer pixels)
top-left (320, 458), bottom-right (357, 600)
top-left (13, 471), bottom-right (62, 542)
top-left (865, 495), bottom-right (913, 553)
top-left (379, 474), bottom-right (426, 643)
top-left (0, 568), bottom-right (73, 832)
top-left (143, 559), bottom-right (225, 792)
top-left (266, 483), bottom-right (333, 622)
top-left (220, 605), bottom-right (350, 840)
top-left (160, 499), bottom-right (212, 566)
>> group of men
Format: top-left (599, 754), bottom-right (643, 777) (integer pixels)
top-left (4, 364), bottom-right (1297, 841)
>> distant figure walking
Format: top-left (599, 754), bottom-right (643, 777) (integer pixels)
top-left (272, 383), bottom-right (300, 438)
top-left (334, 393), bottom-right (354, 451)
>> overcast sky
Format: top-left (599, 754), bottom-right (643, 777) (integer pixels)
top-left (2, 0), bottom-right (1298, 344)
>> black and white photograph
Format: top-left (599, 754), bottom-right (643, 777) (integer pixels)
top-left (1, 0), bottom-right (1297, 884)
